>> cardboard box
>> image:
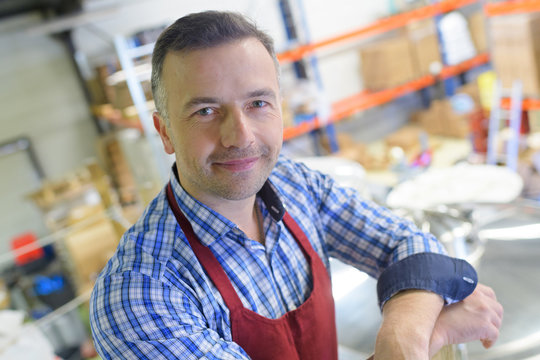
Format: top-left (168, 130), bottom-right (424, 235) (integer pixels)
top-left (360, 35), bottom-right (417, 91)
top-left (86, 76), bottom-right (108, 105)
top-left (320, 133), bottom-right (356, 153)
top-left (62, 213), bottom-right (119, 293)
top-left (413, 81), bottom-right (479, 139)
top-left (335, 138), bottom-right (389, 170)
top-left (414, 101), bottom-right (444, 136)
top-left (106, 79), bottom-right (152, 110)
top-left (385, 126), bottom-right (423, 152)
top-left (529, 110), bottom-right (540, 133)
top-left (442, 100), bottom-right (470, 138)
top-left (406, 19), bottom-right (442, 76)
top-left (97, 135), bottom-right (140, 206)
top-left (469, 12), bottom-right (488, 53)
top-left (282, 99), bottom-right (294, 129)
top-left (490, 13), bottom-right (540, 96)
top-left (415, 99), bottom-right (470, 138)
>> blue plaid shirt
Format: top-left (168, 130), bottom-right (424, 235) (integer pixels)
top-left (90, 156), bottom-right (477, 360)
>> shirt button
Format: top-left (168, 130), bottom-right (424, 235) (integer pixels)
top-left (232, 227), bottom-right (242, 235)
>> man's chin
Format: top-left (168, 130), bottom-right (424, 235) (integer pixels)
top-left (208, 173), bottom-right (268, 201)
top-left (213, 183), bottom-right (264, 201)
top-left (206, 155), bottom-right (277, 200)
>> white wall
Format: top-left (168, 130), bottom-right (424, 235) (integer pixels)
top-left (0, 16), bottom-right (98, 177)
top-left (0, 14), bottom-right (100, 260)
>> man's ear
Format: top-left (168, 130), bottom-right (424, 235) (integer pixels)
top-left (153, 112), bottom-right (175, 154)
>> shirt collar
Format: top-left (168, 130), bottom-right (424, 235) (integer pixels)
top-left (169, 163), bottom-right (285, 246)
top-left (258, 181), bottom-right (285, 221)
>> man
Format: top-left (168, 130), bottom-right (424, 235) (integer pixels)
top-left (90, 11), bottom-right (502, 359)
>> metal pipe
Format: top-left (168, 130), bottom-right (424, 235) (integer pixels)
top-left (0, 136), bottom-right (45, 180)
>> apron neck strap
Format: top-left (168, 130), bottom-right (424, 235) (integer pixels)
top-left (166, 182), bottom-right (244, 311)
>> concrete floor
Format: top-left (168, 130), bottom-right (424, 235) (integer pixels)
top-left (333, 201), bottom-right (540, 360)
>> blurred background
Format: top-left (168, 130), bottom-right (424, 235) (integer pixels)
top-left (0, 0), bottom-right (539, 359)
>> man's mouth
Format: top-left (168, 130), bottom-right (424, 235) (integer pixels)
top-left (213, 157), bottom-right (259, 172)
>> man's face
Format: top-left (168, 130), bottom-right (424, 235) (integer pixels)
top-left (154, 38), bottom-right (283, 205)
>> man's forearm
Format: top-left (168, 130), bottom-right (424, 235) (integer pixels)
top-left (374, 289), bottom-right (444, 360)
top-left (370, 284), bottom-right (503, 359)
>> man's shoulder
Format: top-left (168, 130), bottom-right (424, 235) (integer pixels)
top-left (270, 155), bottom-right (330, 196)
top-left (266, 155), bottom-right (336, 220)
top-left (100, 188), bottom-right (188, 281)
top-left (271, 155), bottom-right (311, 184)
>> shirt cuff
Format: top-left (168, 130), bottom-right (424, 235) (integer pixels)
top-left (376, 252), bottom-right (477, 309)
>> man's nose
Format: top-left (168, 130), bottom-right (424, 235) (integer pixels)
top-left (220, 108), bottom-right (255, 149)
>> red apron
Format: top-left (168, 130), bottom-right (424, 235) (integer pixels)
top-left (166, 183), bottom-right (338, 360)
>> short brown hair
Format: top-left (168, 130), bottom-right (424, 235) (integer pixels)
top-left (151, 11), bottom-right (278, 122)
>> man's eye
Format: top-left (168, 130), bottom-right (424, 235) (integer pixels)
top-left (251, 100), bottom-right (266, 108)
top-left (196, 107), bottom-right (214, 116)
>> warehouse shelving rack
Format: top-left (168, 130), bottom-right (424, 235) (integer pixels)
top-left (110, 0), bottom-right (540, 150)
top-left (113, 36), bottom-right (169, 181)
top-left (485, 0), bottom-right (540, 111)
top-left (277, 0), bottom-right (479, 64)
top-left (280, 0), bottom-right (489, 140)
top-left (283, 53), bottom-right (490, 140)
top-left (281, 0), bottom-right (540, 139)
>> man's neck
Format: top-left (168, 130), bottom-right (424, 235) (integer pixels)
top-left (203, 195), bottom-right (264, 244)
top-left (208, 195), bottom-right (257, 226)
top-left (172, 167), bottom-right (265, 243)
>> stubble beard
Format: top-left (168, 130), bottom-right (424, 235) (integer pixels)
top-left (182, 144), bottom-right (279, 202)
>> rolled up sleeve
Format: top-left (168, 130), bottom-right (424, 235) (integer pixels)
top-left (376, 252), bottom-right (477, 308)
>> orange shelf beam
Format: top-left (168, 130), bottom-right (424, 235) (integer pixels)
top-left (484, 0), bottom-right (540, 16)
top-left (500, 97), bottom-right (540, 110)
top-left (330, 76), bottom-right (435, 121)
top-left (440, 52), bottom-right (490, 79)
top-left (277, 0), bottom-right (479, 64)
top-left (283, 119), bottom-right (321, 140)
top-left (283, 53), bottom-right (490, 141)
